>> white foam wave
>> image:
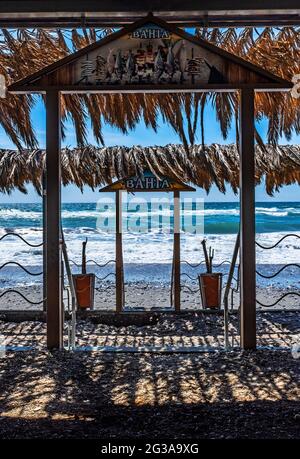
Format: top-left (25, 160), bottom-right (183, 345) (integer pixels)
top-left (1, 205), bottom-right (299, 221)
top-left (0, 225), bottom-right (299, 266)
top-left (0, 209), bottom-right (41, 220)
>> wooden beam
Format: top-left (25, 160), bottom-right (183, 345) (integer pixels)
top-left (116, 190), bottom-right (124, 312)
top-left (1, 2), bottom-right (300, 27)
top-left (173, 190), bottom-right (181, 313)
top-left (46, 90), bottom-right (63, 349)
top-left (9, 83), bottom-right (292, 95)
top-left (239, 88), bottom-right (256, 350)
top-left (1, 1), bottom-right (300, 13)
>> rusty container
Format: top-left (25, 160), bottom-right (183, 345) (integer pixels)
top-left (72, 273), bottom-right (95, 310)
top-left (198, 273), bottom-right (222, 309)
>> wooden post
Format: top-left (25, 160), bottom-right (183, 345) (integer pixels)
top-left (42, 171), bottom-right (47, 312)
top-left (46, 90), bottom-right (63, 349)
top-left (116, 190), bottom-right (123, 312)
top-left (173, 191), bottom-right (181, 312)
top-left (239, 88), bottom-right (256, 350)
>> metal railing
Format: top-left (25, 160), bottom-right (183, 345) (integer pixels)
top-left (61, 232), bottom-right (77, 350)
top-left (223, 232), bottom-right (240, 349)
top-left (0, 232), bottom-right (44, 307)
top-left (68, 258), bottom-right (120, 297)
top-left (255, 234), bottom-right (300, 308)
top-left (169, 246), bottom-right (239, 349)
top-left (223, 232), bottom-right (300, 348)
top-left (65, 252), bottom-right (125, 345)
top-left (0, 229), bottom-right (83, 349)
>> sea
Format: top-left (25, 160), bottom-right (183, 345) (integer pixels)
top-left (0, 201), bottom-right (299, 290)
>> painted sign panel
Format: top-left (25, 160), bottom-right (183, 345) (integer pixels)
top-left (100, 171), bottom-right (196, 192)
top-left (9, 14), bottom-right (291, 92)
top-left (125, 174), bottom-right (171, 191)
top-left (76, 22), bottom-right (226, 86)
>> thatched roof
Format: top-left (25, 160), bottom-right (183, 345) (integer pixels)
top-left (0, 27), bottom-right (300, 149)
top-left (0, 144), bottom-right (299, 196)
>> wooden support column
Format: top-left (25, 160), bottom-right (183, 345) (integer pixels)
top-left (173, 191), bottom-right (181, 312)
top-left (42, 171), bottom-right (47, 312)
top-left (239, 88), bottom-right (256, 350)
top-left (116, 190), bottom-right (124, 312)
top-left (46, 90), bottom-right (63, 349)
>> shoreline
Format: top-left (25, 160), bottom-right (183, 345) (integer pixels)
top-left (0, 282), bottom-right (299, 311)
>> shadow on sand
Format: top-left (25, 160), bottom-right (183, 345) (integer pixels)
top-left (0, 349), bottom-right (299, 439)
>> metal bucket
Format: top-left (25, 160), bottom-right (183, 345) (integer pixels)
top-left (198, 273), bottom-right (222, 309)
top-left (72, 273), bottom-right (95, 310)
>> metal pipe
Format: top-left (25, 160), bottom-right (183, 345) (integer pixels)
top-left (61, 229), bottom-right (77, 350)
top-left (223, 231), bottom-right (240, 350)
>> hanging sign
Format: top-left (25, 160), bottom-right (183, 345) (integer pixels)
top-left (99, 171), bottom-right (196, 193)
top-left (76, 22), bottom-right (225, 86)
top-left (125, 174), bottom-right (171, 191)
top-left (130, 24), bottom-right (171, 40)
top-left (9, 14), bottom-right (292, 93)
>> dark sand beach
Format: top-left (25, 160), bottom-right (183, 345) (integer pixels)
top-left (0, 299), bottom-right (299, 439)
top-left (0, 346), bottom-right (298, 439)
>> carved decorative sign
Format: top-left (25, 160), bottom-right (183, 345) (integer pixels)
top-left (76, 22), bottom-right (226, 87)
top-left (9, 14), bottom-right (291, 92)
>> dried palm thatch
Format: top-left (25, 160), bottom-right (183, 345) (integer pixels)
top-left (0, 144), bottom-right (299, 196)
top-left (0, 26), bottom-right (300, 149)
top-left (196, 27), bottom-right (300, 146)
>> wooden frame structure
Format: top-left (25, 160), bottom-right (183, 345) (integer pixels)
top-left (99, 172), bottom-right (196, 313)
top-left (1, 2), bottom-right (300, 27)
top-left (8, 13), bottom-right (292, 350)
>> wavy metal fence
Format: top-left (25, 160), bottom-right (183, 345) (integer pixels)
top-left (1, 229), bottom-right (298, 350)
top-left (69, 258), bottom-right (117, 294)
top-left (222, 232), bottom-right (300, 348)
top-left (0, 231), bottom-right (79, 348)
top-left (224, 233), bottom-right (300, 310)
top-left (255, 234), bottom-right (300, 307)
top-left (0, 232), bottom-right (44, 307)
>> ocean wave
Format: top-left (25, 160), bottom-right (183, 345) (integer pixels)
top-left (0, 208), bottom-right (41, 220)
top-left (0, 227), bottom-right (298, 267)
top-left (0, 202), bottom-right (299, 268)
top-left (1, 205), bottom-right (300, 221)
top-left (62, 210), bottom-right (103, 218)
top-left (260, 211), bottom-right (288, 217)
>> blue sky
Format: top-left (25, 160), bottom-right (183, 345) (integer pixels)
top-left (0, 95), bottom-right (299, 203)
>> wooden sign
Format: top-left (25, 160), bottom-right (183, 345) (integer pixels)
top-left (126, 174), bottom-right (171, 191)
top-left (99, 171), bottom-right (196, 192)
top-left (131, 24), bottom-right (171, 40)
top-left (76, 21), bottom-right (225, 87)
top-left (9, 14), bottom-right (291, 93)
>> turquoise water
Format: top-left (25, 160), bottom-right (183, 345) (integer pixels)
top-left (0, 201), bottom-right (299, 290)
top-left (0, 201), bottom-right (300, 233)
